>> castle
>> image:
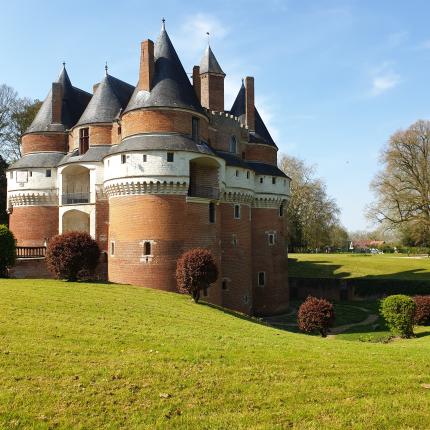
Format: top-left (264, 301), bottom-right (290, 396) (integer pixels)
top-left (6, 22), bottom-right (291, 315)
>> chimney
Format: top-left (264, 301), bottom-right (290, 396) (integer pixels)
top-left (245, 77), bottom-right (255, 131)
top-left (138, 39), bottom-right (154, 92)
top-left (192, 66), bottom-right (201, 102)
top-left (51, 82), bottom-right (63, 124)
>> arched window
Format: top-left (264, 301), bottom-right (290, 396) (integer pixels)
top-left (229, 136), bottom-right (237, 154)
top-left (144, 241), bottom-right (151, 256)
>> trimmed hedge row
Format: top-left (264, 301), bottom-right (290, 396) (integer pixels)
top-left (353, 279), bottom-right (430, 297)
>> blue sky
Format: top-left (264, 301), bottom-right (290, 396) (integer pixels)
top-left (1, 0), bottom-right (430, 231)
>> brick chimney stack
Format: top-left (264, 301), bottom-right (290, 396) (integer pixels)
top-left (245, 76), bottom-right (255, 131)
top-left (51, 82), bottom-right (63, 124)
top-left (138, 39), bottom-right (154, 92)
top-left (192, 66), bottom-right (201, 102)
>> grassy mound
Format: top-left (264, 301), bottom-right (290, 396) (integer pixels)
top-left (0, 279), bottom-right (430, 429)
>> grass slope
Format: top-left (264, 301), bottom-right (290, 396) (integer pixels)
top-left (288, 253), bottom-right (430, 280)
top-left (1, 279), bottom-right (430, 429)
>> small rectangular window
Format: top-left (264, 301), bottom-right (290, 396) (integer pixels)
top-left (46, 169), bottom-right (51, 178)
top-left (121, 154), bottom-right (126, 164)
top-left (242, 151), bottom-right (246, 159)
top-left (110, 241), bottom-right (115, 256)
top-left (268, 233), bottom-right (275, 246)
top-left (192, 117), bottom-right (199, 142)
top-left (232, 234), bottom-right (237, 246)
top-left (209, 202), bottom-right (215, 223)
top-left (29, 171), bottom-right (32, 177)
top-left (144, 241), bottom-right (151, 256)
top-left (246, 171), bottom-right (250, 179)
top-left (143, 154), bottom-right (147, 162)
top-left (9, 171), bottom-right (13, 179)
top-left (258, 271), bottom-right (266, 287)
top-left (279, 205), bottom-right (284, 217)
top-left (222, 279), bottom-right (228, 290)
top-left (79, 127), bottom-right (89, 154)
top-left (117, 125), bottom-right (122, 135)
top-left (235, 170), bottom-right (239, 177)
top-left (203, 288), bottom-right (208, 297)
top-left (234, 204), bottom-right (240, 219)
top-left (167, 152), bottom-right (174, 162)
top-left (259, 177), bottom-right (263, 184)
top-left (272, 177), bottom-right (276, 185)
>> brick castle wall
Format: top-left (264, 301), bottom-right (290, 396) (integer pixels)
top-left (251, 207), bottom-right (289, 315)
top-left (10, 206), bottom-right (59, 246)
top-left (22, 133), bottom-right (67, 155)
top-left (246, 144), bottom-right (277, 165)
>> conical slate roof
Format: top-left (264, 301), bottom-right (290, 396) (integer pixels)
top-left (125, 27), bottom-right (203, 113)
top-left (230, 82), bottom-right (277, 148)
top-left (77, 74), bottom-right (134, 126)
top-left (199, 45), bottom-right (225, 75)
top-left (27, 67), bottom-right (91, 133)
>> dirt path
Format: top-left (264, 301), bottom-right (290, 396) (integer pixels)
top-left (265, 313), bottom-right (379, 336)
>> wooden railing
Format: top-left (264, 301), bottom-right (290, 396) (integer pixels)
top-left (16, 246), bottom-right (46, 259)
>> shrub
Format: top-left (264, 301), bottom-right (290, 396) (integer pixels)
top-left (0, 225), bottom-right (16, 277)
top-left (176, 248), bottom-right (218, 303)
top-left (380, 295), bottom-right (416, 338)
top-left (413, 296), bottom-right (430, 325)
top-left (297, 296), bottom-right (335, 337)
top-left (46, 232), bottom-right (100, 281)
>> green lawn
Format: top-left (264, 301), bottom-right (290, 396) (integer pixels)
top-left (288, 253), bottom-right (430, 280)
top-left (1, 280), bottom-right (430, 429)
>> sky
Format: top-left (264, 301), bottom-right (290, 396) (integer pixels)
top-left (1, 0), bottom-right (430, 231)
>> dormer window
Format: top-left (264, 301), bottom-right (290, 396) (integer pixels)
top-left (192, 117), bottom-right (199, 142)
top-left (229, 136), bottom-right (237, 154)
top-left (79, 127), bottom-right (89, 154)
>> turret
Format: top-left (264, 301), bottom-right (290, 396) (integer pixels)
top-left (198, 45), bottom-right (225, 112)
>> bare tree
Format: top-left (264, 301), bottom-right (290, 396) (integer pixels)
top-left (369, 120), bottom-right (430, 245)
top-left (0, 84), bottom-right (41, 162)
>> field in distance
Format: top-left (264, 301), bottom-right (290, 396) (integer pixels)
top-left (288, 253), bottom-right (430, 280)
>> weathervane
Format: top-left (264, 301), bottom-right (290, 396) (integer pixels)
top-left (162, 17), bottom-right (166, 30)
top-left (105, 61), bottom-right (108, 76)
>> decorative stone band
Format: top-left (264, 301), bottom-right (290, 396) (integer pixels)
top-left (221, 190), bottom-right (254, 204)
top-left (253, 194), bottom-right (289, 208)
top-left (8, 190), bottom-right (59, 207)
top-left (104, 178), bottom-right (189, 198)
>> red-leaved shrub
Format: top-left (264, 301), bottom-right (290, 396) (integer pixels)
top-left (176, 248), bottom-right (218, 303)
top-left (46, 231), bottom-right (100, 281)
top-left (413, 296), bottom-right (430, 325)
top-left (297, 296), bottom-right (335, 337)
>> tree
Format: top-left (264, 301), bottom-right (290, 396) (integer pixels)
top-left (176, 248), bottom-right (218, 303)
top-left (0, 84), bottom-right (41, 162)
top-left (369, 120), bottom-right (430, 246)
top-left (0, 224), bottom-right (16, 277)
top-left (46, 232), bottom-right (100, 281)
top-left (279, 154), bottom-right (344, 251)
top-left (0, 155), bottom-right (8, 225)
top-left (297, 296), bottom-right (335, 337)
top-left (380, 295), bottom-right (416, 338)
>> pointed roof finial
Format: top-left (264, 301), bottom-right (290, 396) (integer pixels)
top-left (105, 61), bottom-right (108, 76)
top-left (161, 17), bottom-right (166, 31)
top-left (206, 31), bottom-right (210, 46)
top-left (62, 61), bottom-right (66, 68)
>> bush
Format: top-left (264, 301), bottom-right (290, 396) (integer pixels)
top-left (0, 225), bottom-right (16, 277)
top-left (46, 232), bottom-right (100, 281)
top-left (176, 248), bottom-right (218, 303)
top-left (413, 296), bottom-right (430, 325)
top-left (297, 296), bottom-right (335, 337)
top-left (380, 295), bottom-right (416, 338)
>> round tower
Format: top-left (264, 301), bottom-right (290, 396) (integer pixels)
top-left (105, 23), bottom-right (224, 304)
top-left (7, 66), bottom-right (91, 246)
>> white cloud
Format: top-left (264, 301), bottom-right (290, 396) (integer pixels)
top-left (175, 13), bottom-right (229, 58)
top-left (415, 39), bottom-right (430, 50)
top-left (368, 63), bottom-right (401, 96)
top-left (370, 73), bottom-right (401, 96)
